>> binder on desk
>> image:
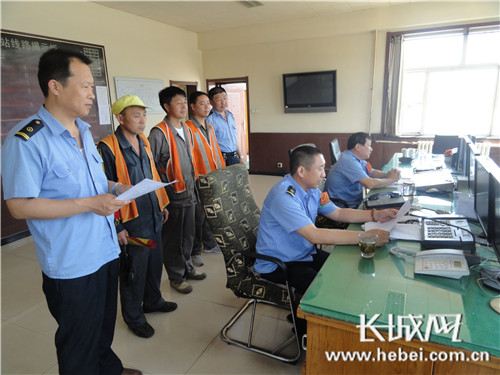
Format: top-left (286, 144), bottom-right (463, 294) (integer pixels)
top-left (414, 169), bottom-right (455, 193)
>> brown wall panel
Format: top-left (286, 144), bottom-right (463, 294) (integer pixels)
top-left (249, 133), bottom-right (500, 175)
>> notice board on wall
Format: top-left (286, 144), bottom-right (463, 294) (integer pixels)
top-left (0, 30), bottom-right (113, 145)
top-left (115, 77), bottom-right (165, 114)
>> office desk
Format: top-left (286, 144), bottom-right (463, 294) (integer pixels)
top-left (298, 155), bottom-right (500, 375)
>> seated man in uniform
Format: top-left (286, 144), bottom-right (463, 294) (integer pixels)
top-left (255, 144), bottom-right (396, 294)
top-left (254, 145), bottom-right (397, 335)
top-left (324, 132), bottom-right (400, 208)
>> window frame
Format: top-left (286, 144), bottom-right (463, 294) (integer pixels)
top-left (381, 21), bottom-right (500, 138)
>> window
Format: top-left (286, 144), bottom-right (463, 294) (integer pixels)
top-left (382, 23), bottom-right (500, 137)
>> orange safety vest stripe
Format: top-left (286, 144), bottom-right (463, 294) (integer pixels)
top-left (185, 120), bottom-right (225, 174)
top-left (99, 133), bottom-right (169, 223)
top-left (153, 121), bottom-right (198, 193)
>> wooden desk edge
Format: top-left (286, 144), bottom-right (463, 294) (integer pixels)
top-left (297, 306), bottom-right (500, 372)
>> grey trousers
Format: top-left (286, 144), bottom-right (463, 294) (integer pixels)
top-left (119, 230), bottom-right (165, 327)
top-left (193, 201), bottom-right (218, 256)
top-left (161, 204), bottom-right (195, 282)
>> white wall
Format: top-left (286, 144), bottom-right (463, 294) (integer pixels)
top-left (199, 2), bottom-right (499, 134)
top-left (2, 1), bottom-right (498, 136)
top-left (2, 1), bottom-right (203, 135)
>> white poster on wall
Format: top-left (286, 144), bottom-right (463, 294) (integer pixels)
top-left (115, 77), bottom-right (165, 114)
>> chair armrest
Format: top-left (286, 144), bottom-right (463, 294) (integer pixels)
top-left (238, 251), bottom-right (289, 280)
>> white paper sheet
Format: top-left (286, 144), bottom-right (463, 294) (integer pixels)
top-left (95, 86), bottom-right (111, 125)
top-left (389, 223), bottom-right (422, 241)
top-left (363, 199), bottom-right (412, 232)
top-left (115, 179), bottom-right (176, 201)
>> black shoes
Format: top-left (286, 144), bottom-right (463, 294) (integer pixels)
top-left (143, 301), bottom-right (178, 313)
top-left (129, 322), bottom-right (154, 338)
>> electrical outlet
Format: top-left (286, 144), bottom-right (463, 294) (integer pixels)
top-left (277, 162), bottom-right (283, 168)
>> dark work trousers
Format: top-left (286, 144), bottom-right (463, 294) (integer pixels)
top-left (223, 153), bottom-right (240, 166)
top-left (162, 203), bottom-right (196, 282)
top-left (42, 259), bottom-right (122, 375)
top-left (119, 230), bottom-right (165, 328)
top-left (192, 201), bottom-right (218, 256)
top-left (260, 248), bottom-right (330, 335)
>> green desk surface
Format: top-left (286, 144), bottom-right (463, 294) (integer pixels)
top-left (300, 153), bottom-right (500, 357)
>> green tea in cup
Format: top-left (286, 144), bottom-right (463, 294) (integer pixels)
top-left (359, 232), bottom-right (378, 258)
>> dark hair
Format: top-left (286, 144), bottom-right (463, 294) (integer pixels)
top-left (208, 86), bottom-right (226, 101)
top-left (189, 91), bottom-right (209, 106)
top-left (290, 145), bottom-right (323, 175)
top-left (347, 132), bottom-right (372, 150)
top-left (38, 48), bottom-right (92, 98)
top-left (158, 86), bottom-right (186, 113)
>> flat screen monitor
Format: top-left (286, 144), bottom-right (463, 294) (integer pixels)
top-left (474, 155), bottom-right (494, 242)
top-left (468, 142), bottom-right (480, 194)
top-left (492, 166), bottom-right (500, 259)
top-left (283, 70), bottom-right (337, 113)
top-left (455, 136), bottom-right (469, 173)
top-left (432, 135), bottom-right (459, 155)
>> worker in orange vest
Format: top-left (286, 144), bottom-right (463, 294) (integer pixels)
top-left (98, 95), bottom-right (176, 339)
top-left (149, 86), bottom-right (207, 294)
top-left (186, 91), bottom-right (226, 266)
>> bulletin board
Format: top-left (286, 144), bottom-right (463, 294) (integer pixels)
top-left (0, 30), bottom-right (113, 144)
top-left (115, 77), bottom-right (165, 114)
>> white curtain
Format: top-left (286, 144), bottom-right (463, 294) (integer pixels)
top-left (382, 35), bottom-right (402, 136)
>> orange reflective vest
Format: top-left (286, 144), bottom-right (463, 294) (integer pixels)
top-left (185, 120), bottom-right (225, 174)
top-left (99, 133), bottom-right (169, 223)
top-left (153, 121), bottom-right (199, 193)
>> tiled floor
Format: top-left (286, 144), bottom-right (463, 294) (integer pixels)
top-left (2, 174), bottom-right (308, 375)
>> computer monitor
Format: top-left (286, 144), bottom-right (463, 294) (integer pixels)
top-left (474, 155), bottom-right (494, 242)
top-left (490, 165), bottom-right (500, 260)
top-left (468, 142), bottom-right (480, 194)
top-left (432, 135), bottom-right (460, 155)
top-left (455, 135), bottom-right (473, 173)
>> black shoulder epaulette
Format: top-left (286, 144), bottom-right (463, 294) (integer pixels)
top-left (15, 119), bottom-right (44, 141)
top-left (286, 185), bottom-right (296, 197)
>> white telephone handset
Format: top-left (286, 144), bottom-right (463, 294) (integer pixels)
top-left (414, 249), bottom-right (470, 279)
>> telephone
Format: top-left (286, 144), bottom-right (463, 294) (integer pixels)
top-left (414, 249), bottom-right (470, 279)
top-left (364, 192), bottom-right (406, 209)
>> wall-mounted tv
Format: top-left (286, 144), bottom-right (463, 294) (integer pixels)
top-left (283, 70), bottom-right (337, 113)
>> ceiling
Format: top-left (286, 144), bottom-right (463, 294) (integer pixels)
top-left (92, 1), bottom-right (414, 33)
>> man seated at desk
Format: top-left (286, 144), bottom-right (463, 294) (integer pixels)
top-left (254, 145), bottom-right (397, 334)
top-left (325, 132), bottom-right (400, 208)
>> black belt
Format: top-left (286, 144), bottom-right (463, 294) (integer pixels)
top-left (222, 151), bottom-right (237, 157)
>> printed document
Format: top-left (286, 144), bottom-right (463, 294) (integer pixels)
top-left (115, 179), bottom-right (176, 201)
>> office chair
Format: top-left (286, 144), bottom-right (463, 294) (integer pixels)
top-left (196, 164), bottom-right (301, 363)
top-left (315, 197), bottom-right (350, 231)
top-left (432, 135), bottom-right (459, 154)
top-left (329, 138), bottom-right (342, 168)
top-left (288, 143), bottom-right (316, 173)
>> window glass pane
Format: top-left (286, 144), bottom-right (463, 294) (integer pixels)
top-left (403, 34), bottom-right (463, 68)
top-left (398, 72), bottom-right (425, 134)
top-left (421, 69), bottom-right (496, 136)
top-left (466, 31), bottom-right (500, 64)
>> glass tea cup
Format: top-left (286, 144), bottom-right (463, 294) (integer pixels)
top-left (359, 232), bottom-right (378, 258)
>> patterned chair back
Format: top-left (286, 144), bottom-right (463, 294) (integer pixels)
top-left (197, 164), bottom-right (291, 306)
